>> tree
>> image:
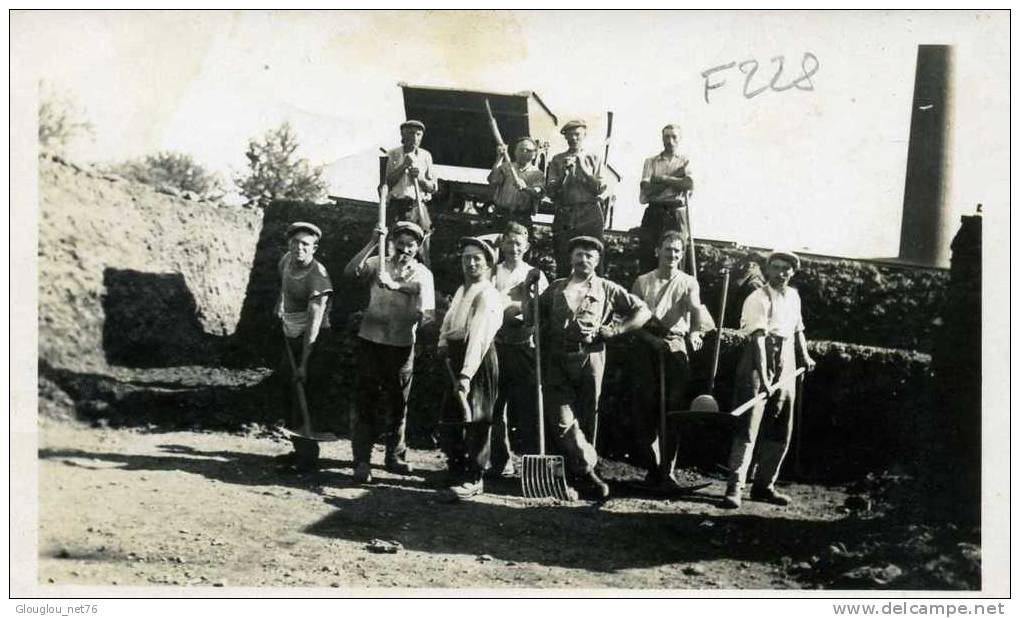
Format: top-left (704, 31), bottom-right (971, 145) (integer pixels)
top-left (114, 151), bottom-right (224, 200)
top-left (38, 85), bottom-right (93, 156)
top-left (236, 122), bottom-right (327, 206)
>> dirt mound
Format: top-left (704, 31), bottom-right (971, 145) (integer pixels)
top-left (38, 155), bottom-right (263, 372)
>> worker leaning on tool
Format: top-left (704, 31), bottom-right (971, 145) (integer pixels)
top-left (435, 237), bottom-right (505, 502)
top-left (274, 222), bottom-right (334, 473)
top-left (487, 136), bottom-right (545, 231)
top-left (384, 120), bottom-right (437, 226)
top-left (490, 222), bottom-right (549, 479)
top-left (343, 220), bottom-right (436, 485)
top-left (546, 120), bottom-right (608, 278)
top-left (637, 124), bottom-right (695, 274)
top-left (722, 250), bottom-right (816, 509)
top-left (629, 231), bottom-right (715, 488)
top-left (524, 235), bottom-right (651, 499)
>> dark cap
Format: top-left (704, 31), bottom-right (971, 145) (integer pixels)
top-left (766, 249), bottom-right (801, 270)
top-left (567, 235), bottom-right (604, 254)
top-left (400, 119), bottom-right (426, 132)
top-left (391, 220), bottom-right (425, 242)
top-left (286, 221), bottom-right (322, 239)
top-left (459, 236), bottom-right (497, 266)
top-left (560, 119), bottom-right (587, 135)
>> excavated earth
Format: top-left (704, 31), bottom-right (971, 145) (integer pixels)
top-left (33, 156), bottom-right (977, 592)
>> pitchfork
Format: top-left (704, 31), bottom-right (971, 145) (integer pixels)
top-left (520, 273), bottom-right (573, 501)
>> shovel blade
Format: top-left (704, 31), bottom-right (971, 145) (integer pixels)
top-left (280, 426), bottom-right (340, 443)
top-left (520, 454), bottom-right (574, 501)
top-left (690, 394), bottom-right (720, 413)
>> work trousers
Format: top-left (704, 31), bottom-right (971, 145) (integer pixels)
top-left (631, 341), bottom-right (691, 479)
top-left (438, 339), bottom-right (498, 482)
top-left (351, 337), bottom-right (414, 465)
top-left (552, 201), bottom-right (605, 278)
top-left (638, 203), bottom-right (689, 274)
top-left (491, 342), bottom-right (540, 468)
top-left (543, 348), bottom-right (606, 475)
top-left (727, 335), bottom-right (798, 490)
top-left (277, 333), bottom-right (331, 464)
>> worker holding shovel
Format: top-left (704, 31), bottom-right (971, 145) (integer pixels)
top-left (486, 136), bottom-right (545, 232)
top-left (344, 221), bottom-right (436, 484)
top-left (629, 231), bottom-right (715, 489)
top-left (274, 222), bottom-right (334, 473)
top-left (435, 237), bottom-right (505, 502)
top-left (547, 120), bottom-right (608, 278)
top-left (524, 236), bottom-right (651, 499)
top-left (722, 250), bottom-right (816, 509)
top-left (384, 120), bottom-right (437, 229)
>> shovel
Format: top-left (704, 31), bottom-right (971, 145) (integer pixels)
top-left (690, 268), bottom-right (730, 413)
top-left (280, 329), bottom-right (338, 442)
top-left (520, 276), bottom-right (573, 501)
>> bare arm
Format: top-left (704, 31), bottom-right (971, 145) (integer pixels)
top-left (343, 236), bottom-right (380, 279)
top-left (795, 331), bottom-right (815, 371)
top-left (751, 331), bottom-right (772, 393)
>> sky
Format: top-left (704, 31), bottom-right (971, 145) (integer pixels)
top-left (13, 10), bottom-right (1009, 259)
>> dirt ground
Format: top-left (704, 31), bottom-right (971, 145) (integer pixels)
top-left (38, 416), bottom-right (897, 592)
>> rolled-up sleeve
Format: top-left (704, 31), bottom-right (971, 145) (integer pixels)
top-left (461, 289), bottom-right (504, 379)
top-left (417, 267), bottom-right (436, 313)
top-left (639, 157), bottom-right (655, 204)
top-left (740, 291), bottom-right (769, 336)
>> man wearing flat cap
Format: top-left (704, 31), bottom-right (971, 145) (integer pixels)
top-left (638, 124), bottom-right (695, 274)
top-left (630, 230), bottom-right (715, 488)
top-left (274, 222), bottom-right (334, 472)
top-left (722, 250), bottom-right (816, 509)
top-left (435, 237), bottom-right (505, 501)
top-left (344, 220), bottom-right (436, 484)
top-left (487, 136), bottom-right (545, 231)
top-left (525, 235), bottom-right (651, 499)
top-left (547, 120), bottom-right (608, 278)
top-left (385, 120), bottom-right (437, 229)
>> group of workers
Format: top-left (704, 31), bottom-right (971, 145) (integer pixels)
top-left (274, 118), bottom-right (816, 508)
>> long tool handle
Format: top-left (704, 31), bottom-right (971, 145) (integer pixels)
top-left (793, 372), bottom-right (806, 477)
top-left (444, 358), bottom-right (473, 423)
top-left (657, 349), bottom-right (668, 481)
top-left (707, 269), bottom-right (730, 393)
top-left (377, 184), bottom-right (388, 261)
top-left (728, 367), bottom-right (806, 417)
top-left (683, 193), bottom-right (697, 276)
top-left (532, 275), bottom-right (545, 455)
top-left (282, 329), bottom-right (315, 434)
top-left (411, 178), bottom-right (432, 232)
top-left (484, 98), bottom-right (525, 188)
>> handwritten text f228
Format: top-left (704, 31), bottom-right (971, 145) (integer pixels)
top-left (701, 53), bottom-right (819, 103)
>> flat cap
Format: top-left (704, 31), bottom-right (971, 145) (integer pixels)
top-left (459, 236), bottom-right (497, 266)
top-left (559, 119), bottom-right (587, 134)
top-left (286, 221), bottom-right (322, 239)
top-left (391, 220), bottom-right (425, 242)
top-left (400, 119), bottom-right (426, 131)
top-left (567, 235), bottom-right (604, 254)
top-left (766, 249), bottom-right (801, 270)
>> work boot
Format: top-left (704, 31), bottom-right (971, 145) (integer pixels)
top-left (385, 458), bottom-right (414, 475)
top-left (352, 462), bottom-right (373, 484)
top-left (438, 478), bottom-right (484, 503)
top-left (721, 484), bottom-right (742, 509)
top-left (576, 470), bottom-right (610, 500)
top-left (751, 485), bottom-right (792, 506)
